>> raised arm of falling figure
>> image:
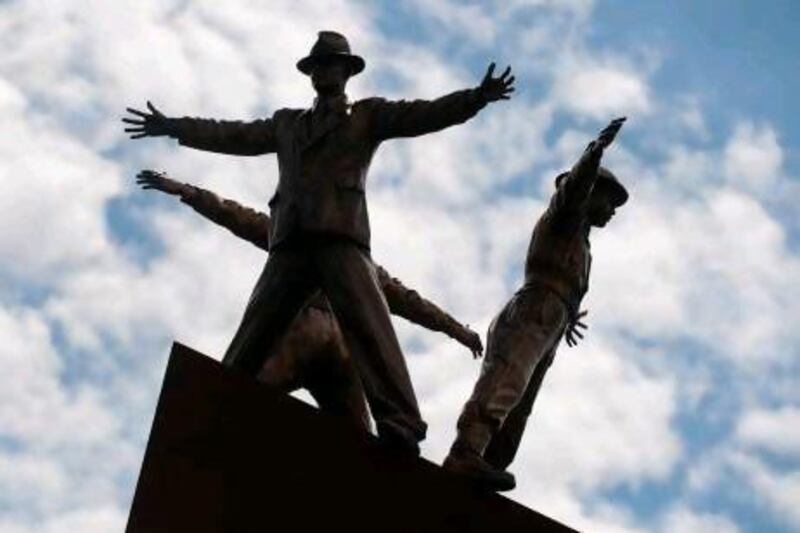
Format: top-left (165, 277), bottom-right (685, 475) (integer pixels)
top-left (369, 63), bottom-right (515, 141)
top-left (123, 101), bottom-right (278, 156)
top-left (136, 170), bottom-right (271, 250)
top-left (375, 266), bottom-right (484, 358)
top-left (554, 117), bottom-right (626, 215)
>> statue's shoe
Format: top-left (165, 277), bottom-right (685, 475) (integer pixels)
top-left (376, 420), bottom-right (421, 457)
top-left (443, 450), bottom-right (516, 492)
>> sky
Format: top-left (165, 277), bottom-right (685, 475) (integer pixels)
top-left (0, 1), bottom-right (798, 531)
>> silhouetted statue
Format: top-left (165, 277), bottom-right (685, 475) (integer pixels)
top-left (444, 118), bottom-right (628, 491)
top-left (136, 170), bottom-right (483, 433)
top-left (123, 30), bottom-right (513, 453)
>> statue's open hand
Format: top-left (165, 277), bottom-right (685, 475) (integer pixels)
top-left (478, 63), bottom-right (515, 102)
top-left (123, 101), bottom-right (177, 139)
top-left (565, 309), bottom-right (588, 348)
top-left (596, 117), bottom-right (626, 149)
top-left (458, 327), bottom-right (484, 359)
top-left (136, 170), bottom-right (188, 196)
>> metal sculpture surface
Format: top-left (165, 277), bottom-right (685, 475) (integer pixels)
top-left (123, 30), bottom-right (514, 454)
top-left (444, 118), bottom-right (627, 491)
top-left (136, 170), bottom-right (483, 433)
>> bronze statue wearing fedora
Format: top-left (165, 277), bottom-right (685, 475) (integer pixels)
top-left (134, 169), bottom-right (484, 434)
top-left (444, 118), bottom-right (628, 491)
top-left (123, 31), bottom-right (514, 453)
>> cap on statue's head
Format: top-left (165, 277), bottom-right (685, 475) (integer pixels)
top-left (554, 166), bottom-right (629, 207)
top-left (296, 31), bottom-right (365, 76)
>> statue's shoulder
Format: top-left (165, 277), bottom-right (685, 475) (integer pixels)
top-left (351, 97), bottom-right (387, 112)
top-left (273, 107), bottom-right (306, 119)
top-left (269, 107), bottom-right (307, 129)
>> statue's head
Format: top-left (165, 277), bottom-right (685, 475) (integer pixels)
top-left (555, 166), bottom-right (628, 227)
top-left (297, 31), bottom-right (365, 96)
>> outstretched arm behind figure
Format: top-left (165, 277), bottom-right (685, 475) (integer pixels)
top-left (136, 170), bottom-right (271, 250)
top-left (375, 266), bottom-right (483, 358)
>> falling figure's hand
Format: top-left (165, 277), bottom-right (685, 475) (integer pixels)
top-left (123, 101), bottom-right (177, 139)
top-left (595, 117), bottom-right (626, 149)
top-left (478, 63), bottom-right (515, 103)
top-left (136, 170), bottom-right (190, 197)
top-left (565, 309), bottom-right (589, 348)
top-left (457, 326), bottom-right (484, 359)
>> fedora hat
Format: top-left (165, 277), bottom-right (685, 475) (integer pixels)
top-left (555, 166), bottom-right (628, 207)
top-left (297, 31), bottom-right (365, 76)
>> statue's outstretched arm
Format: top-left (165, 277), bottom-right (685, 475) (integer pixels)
top-left (123, 101), bottom-right (177, 138)
top-left (553, 117), bottom-right (626, 215)
top-left (136, 170), bottom-right (271, 251)
top-left (369, 63), bottom-right (514, 141)
top-left (123, 101), bottom-right (279, 156)
top-left (375, 265), bottom-right (483, 358)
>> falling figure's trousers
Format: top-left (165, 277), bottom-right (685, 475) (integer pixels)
top-left (451, 285), bottom-right (567, 469)
top-left (223, 237), bottom-right (426, 443)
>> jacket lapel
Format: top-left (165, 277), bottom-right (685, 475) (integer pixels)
top-left (303, 110), bottom-right (345, 151)
top-left (294, 96), bottom-right (351, 153)
top-left (292, 109), bottom-right (311, 150)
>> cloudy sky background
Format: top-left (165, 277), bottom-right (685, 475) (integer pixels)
top-left (1, 1), bottom-right (798, 531)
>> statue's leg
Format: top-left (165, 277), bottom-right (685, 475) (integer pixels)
top-left (223, 248), bottom-right (316, 375)
top-left (450, 288), bottom-right (566, 460)
top-left (258, 314), bottom-right (312, 394)
top-left (483, 345), bottom-right (557, 470)
top-left (256, 348), bottom-right (302, 393)
top-left (313, 240), bottom-right (426, 451)
top-left (306, 363), bottom-right (373, 435)
top-left (302, 308), bottom-right (374, 435)
top-left (256, 303), bottom-right (326, 394)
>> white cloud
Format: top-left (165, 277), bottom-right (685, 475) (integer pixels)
top-left (590, 163), bottom-right (800, 368)
top-left (737, 406), bottom-right (800, 458)
top-left (0, 506), bottom-right (125, 533)
top-left (0, 305), bottom-right (136, 528)
top-left (43, 211), bottom-right (264, 356)
top-left (40, 507), bottom-right (125, 533)
top-left (660, 145), bottom-right (715, 192)
top-left (659, 505), bottom-right (739, 533)
top-left (0, 80), bottom-right (121, 282)
top-left (687, 435), bottom-right (800, 530)
top-left (0, 307), bottom-right (118, 446)
top-left (0, 454), bottom-right (67, 515)
top-left (676, 96), bottom-right (710, 139)
top-left (553, 59), bottom-right (651, 119)
top-left (403, 0), bottom-right (597, 50)
top-left (406, 0), bottom-right (497, 45)
top-left (724, 122), bottom-right (783, 193)
top-left (728, 452), bottom-right (800, 528)
top-left (514, 341), bottom-right (679, 490)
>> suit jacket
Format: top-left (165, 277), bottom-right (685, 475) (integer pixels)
top-left (171, 89), bottom-right (487, 250)
top-left (179, 183), bottom-right (476, 343)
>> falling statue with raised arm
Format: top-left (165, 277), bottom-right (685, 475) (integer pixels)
top-left (122, 30), bottom-right (512, 454)
top-left (135, 169), bottom-right (483, 433)
top-left (444, 118), bottom-right (629, 491)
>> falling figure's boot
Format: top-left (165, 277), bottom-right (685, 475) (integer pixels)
top-left (443, 424), bottom-right (516, 492)
top-left (443, 447), bottom-right (516, 492)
